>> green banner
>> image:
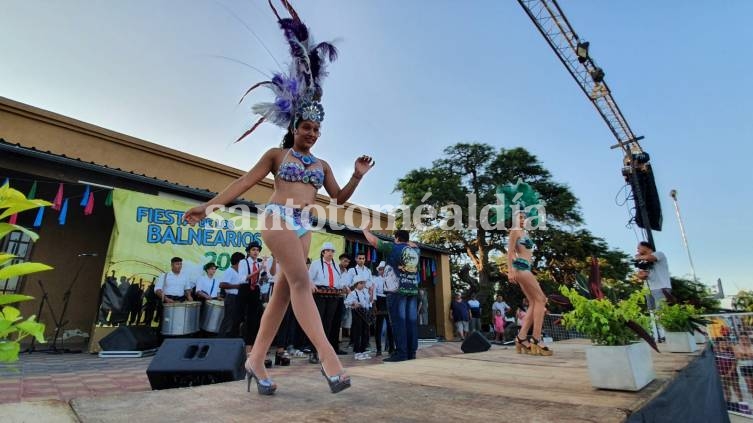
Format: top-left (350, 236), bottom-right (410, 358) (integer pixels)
top-left (103, 188), bottom-right (344, 288)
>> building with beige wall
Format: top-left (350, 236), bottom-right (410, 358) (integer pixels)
top-left (0, 96), bottom-right (454, 346)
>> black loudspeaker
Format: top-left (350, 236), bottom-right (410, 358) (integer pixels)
top-left (99, 326), bottom-right (160, 351)
top-left (461, 330), bottom-right (492, 353)
top-left (630, 163), bottom-right (662, 231)
top-left (146, 338), bottom-right (245, 390)
top-left (418, 324), bottom-right (436, 339)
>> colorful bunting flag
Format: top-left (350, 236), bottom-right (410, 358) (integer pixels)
top-left (84, 192), bottom-right (95, 216)
top-left (52, 183), bottom-right (64, 211)
top-left (80, 185), bottom-right (91, 207)
top-left (58, 199), bottom-right (69, 225)
top-left (105, 190), bottom-right (113, 207)
top-left (2, 177), bottom-right (8, 187)
top-left (27, 181), bottom-right (37, 199)
top-left (33, 207), bottom-right (45, 228)
top-left (9, 213), bottom-right (18, 224)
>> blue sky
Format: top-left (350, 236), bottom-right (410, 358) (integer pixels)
top-left (2, 1), bottom-right (751, 293)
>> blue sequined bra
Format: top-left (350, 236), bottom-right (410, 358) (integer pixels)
top-left (518, 236), bottom-right (535, 250)
top-left (276, 149), bottom-right (325, 189)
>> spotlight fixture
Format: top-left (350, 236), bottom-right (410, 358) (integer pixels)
top-left (576, 41), bottom-right (590, 63)
top-left (590, 67), bottom-right (605, 83)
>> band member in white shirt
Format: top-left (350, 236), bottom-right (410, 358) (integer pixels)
top-left (239, 241), bottom-right (266, 352)
top-left (195, 262), bottom-right (220, 300)
top-left (309, 242), bottom-right (349, 362)
top-left (155, 257), bottom-right (193, 303)
top-left (337, 254), bottom-right (353, 342)
top-left (348, 252), bottom-right (374, 304)
top-left (345, 275), bottom-right (372, 360)
top-left (219, 252), bottom-right (247, 337)
top-left (373, 261), bottom-right (394, 356)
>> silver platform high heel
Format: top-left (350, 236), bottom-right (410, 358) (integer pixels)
top-left (246, 367), bottom-right (277, 395)
top-left (320, 365), bottom-right (351, 394)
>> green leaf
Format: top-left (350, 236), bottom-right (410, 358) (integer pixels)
top-left (0, 222), bottom-right (40, 242)
top-left (0, 319), bottom-right (15, 337)
top-left (0, 262), bottom-right (53, 280)
top-left (0, 341), bottom-right (21, 363)
top-left (1, 306), bottom-right (21, 322)
top-left (16, 318), bottom-right (45, 343)
top-left (0, 253), bottom-right (16, 266)
top-left (0, 294), bottom-right (34, 306)
top-left (0, 198), bottom-right (51, 221)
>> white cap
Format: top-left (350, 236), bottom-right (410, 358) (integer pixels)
top-left (353, 273), bottom-right (369, 283)
top-left (320, 242), bottom-right (335, 253)
top-left (377, 261), bottom-right (386, 269)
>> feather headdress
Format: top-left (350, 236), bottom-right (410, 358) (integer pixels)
top-left (494, 179), bottom-right (546, 221)
top-left (236, 0), bottom-right (338, 142)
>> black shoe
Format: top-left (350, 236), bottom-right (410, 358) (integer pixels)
top-left (383, 355), bottom-right (406, 363)
top-left (264, 359), bottom-right (273, 368)
top-left (309, 353), bottom-right (320, 364)
top-left (275, 353), bottom-right (291, 366)
top-left (336, 350), bottom-right (349, 355)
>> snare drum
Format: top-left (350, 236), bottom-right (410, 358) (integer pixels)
top-left (200, 299), bottom-right (225, 333)
top-left (161, 301), bottom-right (200, 335)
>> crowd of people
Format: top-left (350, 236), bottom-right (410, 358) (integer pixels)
top-left (101, 238), bottom-right (422, 367)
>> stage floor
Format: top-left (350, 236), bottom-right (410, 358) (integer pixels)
top-left (66, 340), bottom-right (699, 423)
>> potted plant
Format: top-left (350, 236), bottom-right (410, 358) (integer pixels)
top-left (557, 285), bottom-right (658, 391)
top-left (655, 302), bottom-right (706, 353)
top-left (0, 182), bottom-right (51, 362)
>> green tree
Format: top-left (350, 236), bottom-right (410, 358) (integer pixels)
top-left (733, 290), bottom-right (753, 312)
top-left (395, 143), bottom-right (631, 308)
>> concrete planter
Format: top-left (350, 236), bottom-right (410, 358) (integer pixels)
top-left (665, 331), bottom-right (698, 353)
top-left (585, 342), bottom-right (655, 391)
top-left (694, 331), bottom-right (707, 344)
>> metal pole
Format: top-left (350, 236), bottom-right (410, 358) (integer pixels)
top-left (669, 190), bottom-right (698, 282)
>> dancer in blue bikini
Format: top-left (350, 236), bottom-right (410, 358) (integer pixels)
top-left (184, 1), bottom-right (374, 395)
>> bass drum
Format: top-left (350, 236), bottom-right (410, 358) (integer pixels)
top-left (161, 301), bottom-right (200, 335)
top-left (200, 300), bottom-right (225, 333)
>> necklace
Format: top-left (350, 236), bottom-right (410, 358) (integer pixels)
top-left (291, 149), bottom-right (316, 166)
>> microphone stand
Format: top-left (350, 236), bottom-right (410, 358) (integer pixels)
top-left (22, 280), bottom-right (49, 354)
top-left (46, 255), bottom-right (92, 354)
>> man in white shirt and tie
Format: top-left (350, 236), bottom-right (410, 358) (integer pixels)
top-left (309, 242), bottom-right (349, 362)
top-left (238, 241), bottom-right (266, 351)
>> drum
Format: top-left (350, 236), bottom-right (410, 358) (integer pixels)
top-left (200, 299), bottom-right (225, 333)
top-left (161, 301), bottom-right (200, 335)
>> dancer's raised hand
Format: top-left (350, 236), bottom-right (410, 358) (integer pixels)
top-left (353, 155), bottom-right (375, 178)
top-left (183, 204), bottom-right (207, 226)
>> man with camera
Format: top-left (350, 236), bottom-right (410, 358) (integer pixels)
top-left (635, 241), bottom-right (671, 341)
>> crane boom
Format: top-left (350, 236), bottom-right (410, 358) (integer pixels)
top-left (517, 0), bottom-right (662, 246)
top-left (517, 0), bottom-right (642, 154)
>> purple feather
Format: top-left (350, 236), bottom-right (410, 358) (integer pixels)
top-left (274, 98), bottom-right (292, 113)
top-left (279, 18), bottom-right (309, 43)
top-left (315, 42), bottom-right (338, 62)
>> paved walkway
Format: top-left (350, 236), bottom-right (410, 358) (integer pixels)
top-left (0, 340), bottom-right (464, 404)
